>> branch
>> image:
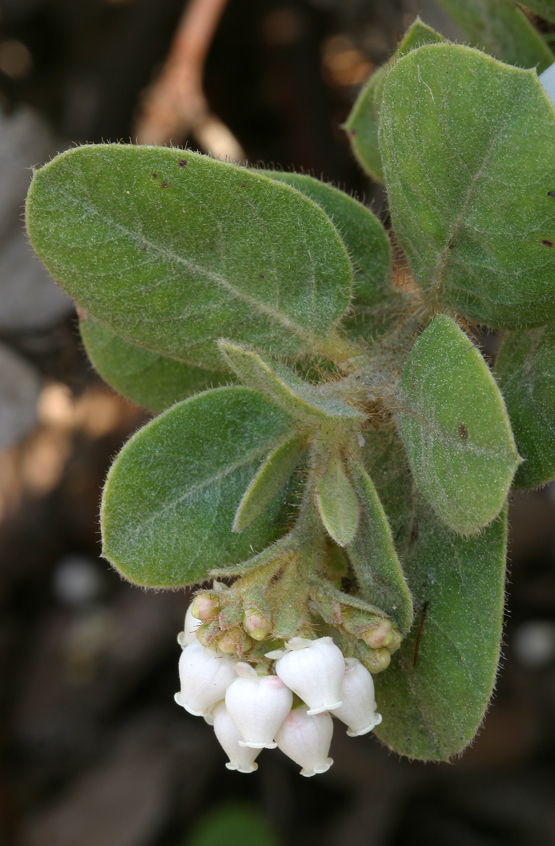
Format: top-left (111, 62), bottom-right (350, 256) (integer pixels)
top-left (134, 0), bottom-right (244, 160)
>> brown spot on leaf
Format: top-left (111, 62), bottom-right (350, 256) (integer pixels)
top-left (152, 173), bottom-right (157, 179)
top-left (542, 239), bottom-right (553, 247)
top-left (160, 182), bottom-right (168, 188)
top-left (411, 600), bottom-right (430, 669)
top-left (179, 159), bottom-right (188, 167)
top-left (459, 423), bottom-right (469, 444)
top-left (410, 518), bottom-right (418, 545)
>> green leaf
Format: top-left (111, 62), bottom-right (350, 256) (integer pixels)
top-left (374, 496), bottom-right (508, 761)
top-left (363, 424), bottom-right (508, 759)
top-left (373, 19), bottom-right (447, 107)
top-left (347, 463), bottom-right (413, 632)
top-left (209, 533), bottom-right (294, 577)
top-left (396, 315), bottom-right (520, 534)
top-left (379, 44), bottom-right (555, 329)
top-left (187, 803), bottom-right (280, 846)
top-left (101, 386), bottom-right (294, 587)
top-left (315, 451), bottom-right (360, 546)
top-left (495, 326), bottom-right (555, 488)
top-left (436, 0), bottom-right (554, 70)
top-left (262, 171), bottom-right (391, 307)
top-left (521, 0), bottom-right (555, 23)
top-left (362, 422), bottom-right (415, 550)
top-left (396, 17), bottom-right (447, 57)
top-left (233, 431), bottom-right (307, 532)
top-left (26, 145), bottom-right (353, 369)
top-left (219, 341), bottom-right (364, 423)
top-left (311, 578), bottom-right (386, 617)
top-left (344, 19), bottom-right (445, 184)
top-left (80, 315), bottom-right (229, 412)
top-left (263, 169), bottom-right (401, 343)
top-left (344, 66), bottom-right (386, 183)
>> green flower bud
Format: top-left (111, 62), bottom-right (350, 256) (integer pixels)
top-left (386, 629), bottom-right (402, 654)
top-left (217, 627), bottom-right (253, 656)
top-left (196, 623), bottom-right (213, 649)
top-left (364, 647), bottom-right (391, 674)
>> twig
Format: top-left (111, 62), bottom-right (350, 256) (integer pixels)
top-left (134, 0), bottom-right (244, 160)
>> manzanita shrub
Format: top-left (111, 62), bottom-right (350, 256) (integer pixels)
top-left (25, 18), bottom-right (555, 765)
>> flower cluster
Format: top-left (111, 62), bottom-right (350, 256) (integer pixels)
top-left (174, 604), bottom-right (382, 776)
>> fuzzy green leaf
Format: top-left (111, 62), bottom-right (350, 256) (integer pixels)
top-left (80, 315), bottom-right (229, 412)
top-left (495, 326), bottom-right (555, 488)
top-left (233, 431), bottom-right (307, 532)
top-left (363, 425), bottom-right (508, 760)
top-left (347, 463), bottom-right (413, 632)
top-left (396, 17), bottom-right (447, 55)
top-left (101, 386), bottom-right (294, 586)
top-left (380, 44), bottom-right (555, 329)
top-left (26, 145), bottom-right (353, 369)
top-left (397, 315), bottom-right (520, 534)
top-left (436, 0), bottom-right (554, 70)
top-left (315, 452), bottom-right (360, 546)
top-left (344, 19), bottom-right (445, 184)
top-left (362, 423), bottom-right (415, 550)
top-left (373, 18), bottom-right (447, 104)
top-left (344, 66), bottom-right (386, 183)
top-left (219, 341), bottom-right (364, 424)
top-left (263, 170), bottom-right (392, 312)
top-left (374, 496), bottom-right (508, 761)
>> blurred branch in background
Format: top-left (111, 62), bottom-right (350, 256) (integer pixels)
top-left (134, 0), bottom-right (244, 160)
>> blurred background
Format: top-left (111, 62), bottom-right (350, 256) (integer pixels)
top-left (0, 0), bottom-right (554, 844)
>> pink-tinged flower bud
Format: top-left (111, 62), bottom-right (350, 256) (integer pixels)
top-left (362, 621), bottom-right (393, 649)
top-left (177, 603), bottom-right (203, 648)
top-left (213, 701), bottom-right (261, 773)
top-left (243, 607), bottom-right (272, 641)
top-left (273, 637), bottom-right (345, 715)
top-left (191, 592), bottom-right (220, 622)
top-left (333, 658), bottom-right (382, 736)
top-left (174, 640), bottom-right (237, 717)
top-left (276, 705), bottom-right (334, 777)
top-left (225, 663), bottom-right (293, 749)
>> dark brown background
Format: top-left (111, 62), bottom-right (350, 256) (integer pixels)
top-left (0, 1), bottom-right (554, 844)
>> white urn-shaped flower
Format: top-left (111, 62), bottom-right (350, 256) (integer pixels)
top-left (333, 657), bottom-right (382, 736)
top-left (272, 637), bottom-right (345, 715)
top-left (225, 663), bottom-right (293, 749)
top-left (212, 701), bottom-right (261, 773)
top-left (174, 639), bottom-right (237, 717)
top-left (276, 704), bottom-right (334, 777)
top-left (177, 603), bottom-right (203, 648)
